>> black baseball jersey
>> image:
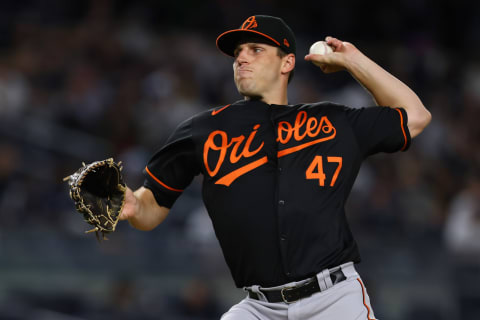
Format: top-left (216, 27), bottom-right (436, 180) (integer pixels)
top-left (143, 99), bottom-right (410, 288)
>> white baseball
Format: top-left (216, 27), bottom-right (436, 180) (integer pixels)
top-left (309, 41), bottom-right (333, 55)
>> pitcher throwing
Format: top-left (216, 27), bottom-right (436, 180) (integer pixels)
top-left (118, 15), bottom-right (431, 319)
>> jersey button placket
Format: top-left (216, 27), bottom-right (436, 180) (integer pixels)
top-left (278, 199), bottom-right (290, 275)
top-left (278, 200), bottom-right (286, 240)
top-left (274, 128), bottom-right (291, 278)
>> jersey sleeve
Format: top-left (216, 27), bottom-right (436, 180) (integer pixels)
top-left (143, 116), bottom-right (200, 208)
top-left (345, 106), bottom-right (411, 157)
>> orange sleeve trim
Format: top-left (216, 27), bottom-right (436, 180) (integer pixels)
top-left (145, 166), bottom-right (183, 193)
top-left (395, 108), bottom-right (408, 151)
top-left (357, 278), bottom-right (376, 320)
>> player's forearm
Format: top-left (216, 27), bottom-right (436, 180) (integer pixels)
top-left (127, 187), bottom-right (169, 231)
top-left (346, 51), bottom-right (431, 138)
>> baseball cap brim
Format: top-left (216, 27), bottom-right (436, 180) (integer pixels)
top-left (216, 29), bottom-right (281, 57)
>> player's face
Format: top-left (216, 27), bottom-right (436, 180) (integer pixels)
top-left (233, 43), bottom-right (284, 99)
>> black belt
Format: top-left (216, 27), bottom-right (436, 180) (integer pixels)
top-left (247, 269), bottom-right (346, 304)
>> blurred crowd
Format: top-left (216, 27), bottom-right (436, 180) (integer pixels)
top-left (0, 0), bottom-right (479, 319)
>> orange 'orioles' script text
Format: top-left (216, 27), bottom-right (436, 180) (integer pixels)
top-left (203, 111), bottom-right (336, 186)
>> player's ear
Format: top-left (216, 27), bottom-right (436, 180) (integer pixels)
top-left (281, 53), bottom-right (295, 74)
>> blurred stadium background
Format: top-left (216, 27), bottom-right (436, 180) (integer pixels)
top-left (0, 0), bottom-right (479, 319)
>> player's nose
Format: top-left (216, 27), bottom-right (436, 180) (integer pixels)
top-left (235, 47), bottom-right (249, 65)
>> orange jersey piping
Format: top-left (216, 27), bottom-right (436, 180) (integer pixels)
top-left (357, 278), bottom-right (376, 320)
top-left (145, 166), bottom-right (183, 192)
top-left (395, 108), bottom-right (408, 151)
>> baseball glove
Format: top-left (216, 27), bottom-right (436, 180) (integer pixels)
top-left (63, 158), bottom-right (126, 240)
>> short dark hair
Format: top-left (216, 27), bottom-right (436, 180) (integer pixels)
top-left (277, 48), bottom-right (294, 83)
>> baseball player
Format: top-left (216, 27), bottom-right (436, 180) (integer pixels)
top-left (119, 15), bottom-right (431, 319)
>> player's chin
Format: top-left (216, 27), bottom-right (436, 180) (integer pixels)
top-left (239, 90), bottom-right (263, 101)
top-left (236, 82), bottom-right (260, 99)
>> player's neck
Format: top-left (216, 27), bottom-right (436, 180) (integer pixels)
top-left (244, 89), bottom-right (288, 106)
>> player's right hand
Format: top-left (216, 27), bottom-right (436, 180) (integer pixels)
top-left (304, 36), bottom-right (359, 74)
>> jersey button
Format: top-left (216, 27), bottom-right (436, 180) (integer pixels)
top-left (279, 200), bottom-right (285, 205)
top-left (280, 235), bottom-right (287, 241)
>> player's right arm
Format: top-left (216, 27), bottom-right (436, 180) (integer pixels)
top-left (305, 37), bottom-right (431, 138)
top-left (119, 186), bottom-right (170, 231)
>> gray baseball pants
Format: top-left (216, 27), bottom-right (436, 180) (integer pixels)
top-left (221, 262), bottom-right (377, 320)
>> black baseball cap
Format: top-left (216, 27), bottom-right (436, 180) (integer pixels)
top-left (216, 15), bottom-right (296, 57)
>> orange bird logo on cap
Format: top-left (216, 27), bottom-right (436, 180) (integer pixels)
top-left (241, 16), bottom-right (258, 30)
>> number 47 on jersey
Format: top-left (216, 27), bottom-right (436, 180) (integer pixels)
top-left (306, 156), bottom-right (342, 187)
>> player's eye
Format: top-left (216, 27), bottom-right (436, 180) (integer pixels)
top-left (253, 47), bottom-right (264, 53)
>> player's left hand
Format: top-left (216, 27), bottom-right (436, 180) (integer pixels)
top-left (118, 186), bottom-right (139, 221)
top-left (64, 158), bottom-right (127, 240)
top-left (304, 36), bottom-right (359, 73)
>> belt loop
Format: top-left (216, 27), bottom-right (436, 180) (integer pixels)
top-left (339, 262), bottom-right (356, 278)
top-left (324, 269), bottom-right (333, 289)
top-left (316, 269), bottom-right (333, 291)
top-left (246, 285), bottom-right (268, 302)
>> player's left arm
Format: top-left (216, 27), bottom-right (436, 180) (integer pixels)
top-left (305, 37), bottom-right (432, 138)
